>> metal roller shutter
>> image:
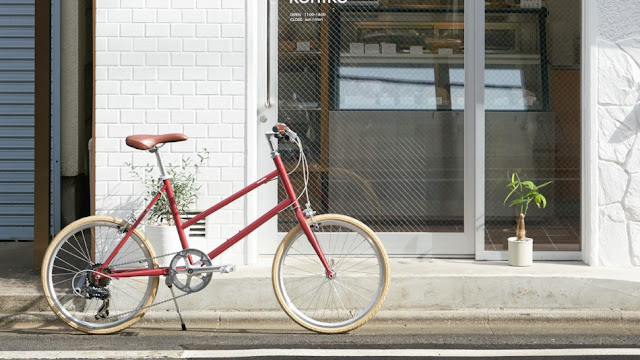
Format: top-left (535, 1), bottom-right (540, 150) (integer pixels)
top-left (0, 0), bottom-right (35, 240)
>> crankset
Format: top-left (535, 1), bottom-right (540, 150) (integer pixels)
top-left (168, 248), bottom-right (213, 293)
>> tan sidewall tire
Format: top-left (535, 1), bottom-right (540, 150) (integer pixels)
top-left (41, 216), bottom-right (159, 334)
top-left (272, 214), bottom-right (390, 334)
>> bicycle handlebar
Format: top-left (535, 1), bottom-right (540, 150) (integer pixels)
top-left (272, 123), bottom-right (298, 143)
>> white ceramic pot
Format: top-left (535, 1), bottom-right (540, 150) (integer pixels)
top-left (507, 237), bottom-right (533, 267)
top-left (145, 224), bottom-right (190, 267)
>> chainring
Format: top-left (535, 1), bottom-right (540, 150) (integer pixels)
top-left (168, 248), bottom-right (213, 293)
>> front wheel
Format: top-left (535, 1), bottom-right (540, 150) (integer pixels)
top-left (272, 214), bottom-right (390, 334)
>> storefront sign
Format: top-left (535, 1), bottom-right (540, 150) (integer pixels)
top-left (290, 0), bottom-right (348, 4)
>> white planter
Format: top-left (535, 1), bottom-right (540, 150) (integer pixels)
top-left (145, 225), bottom-right (190, 267)
top-left (507, 237), bottom-right (533, 267)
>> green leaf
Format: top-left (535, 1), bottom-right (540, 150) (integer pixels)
top-left (534, 194), bottom-right (542, 207)
top-left (520, 181), bottom-right (535, 189)
top-left (539, 194), bottom-right (547, 208)
top-left (537, 181), bottom-right (553, 189)
top-left (506, 180), bottom-right (519, 188)
top-left (504, 186), bottom-right (519, 205)
top-left (510, 198), bottom-right (527, 206)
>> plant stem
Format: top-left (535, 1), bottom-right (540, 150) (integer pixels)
top-left (516, 213), bottom-right (526, 240)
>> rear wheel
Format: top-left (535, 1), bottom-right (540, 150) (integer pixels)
top-left (41, 216), bottom-right (159, 334)
top-left (272, 214), bottom-right (390, 334)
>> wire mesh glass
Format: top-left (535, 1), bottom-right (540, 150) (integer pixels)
top-left (276, 0), bottom-right (582, 252)
top-left (277, 0), bottom-right (465, 233)
top-left (484, 0), bottom-right (581, 252)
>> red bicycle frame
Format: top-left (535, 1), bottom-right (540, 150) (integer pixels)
top-left (99, 152), bottom-right (333, 278)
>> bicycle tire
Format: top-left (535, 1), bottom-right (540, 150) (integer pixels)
top-left (272, 214), bottom-right (390, 334)
top-left (41, 216), bottom-right (159, 334)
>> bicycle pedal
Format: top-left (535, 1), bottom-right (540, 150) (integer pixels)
top-left (219, 264), bottom-right (235, 274)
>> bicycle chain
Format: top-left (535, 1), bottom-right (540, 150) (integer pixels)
top-left (108, 249), bottom-right (179, 268)
top-left (93, 251), bottom-right (194, 320)
top-left (113, 288), bottom-right (191, 320)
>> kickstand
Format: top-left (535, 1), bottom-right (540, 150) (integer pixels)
top-left (165, 277), bottom-right (187, 331)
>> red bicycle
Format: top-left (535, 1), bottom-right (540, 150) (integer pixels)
top-left (41, 123), bottom-right (390, 334)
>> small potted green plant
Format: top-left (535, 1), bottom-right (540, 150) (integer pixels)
top-left (126, 151), bottom-right (208, 265)
top-left (503, 171), bottom-right (552, 267)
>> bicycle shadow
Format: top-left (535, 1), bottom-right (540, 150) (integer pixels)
top-left (0, 299), bottom-right (78, 336)
top-left (187, 327), bottom-right (309, 336)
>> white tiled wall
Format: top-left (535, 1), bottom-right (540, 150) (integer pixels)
top-left (94, 0), bottom-right (246, 263)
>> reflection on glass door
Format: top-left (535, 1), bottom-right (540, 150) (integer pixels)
top-left (277, 0), bottom-right (469, 255)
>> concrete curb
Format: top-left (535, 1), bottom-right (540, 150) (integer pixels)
top-left (3, 309), bottom-right (640, 329)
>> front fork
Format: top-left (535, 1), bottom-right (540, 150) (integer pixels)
top-left (294, 205), bottom-right (335, 279)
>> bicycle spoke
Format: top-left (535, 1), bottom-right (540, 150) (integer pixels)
top-left (58, 246), bottom-right (92, 267)
top-left (71, 234), bottom-right (92, 264)
top-left (329, 281), bottom-right (350, 317)
top-left (333, 278), bottom-right (373, 304)
top-left (288, 245), bottom-right (324, 267)
top-left (283, 262), bottom-right (321, 276)
top-left (304, 279), bottom-right (327, 315)
top-left (339, 257), bottom-right (380, 274)
top-left (53, 261), bottom-right (82, 274)
top-left (79, 230), bottom-right (93, 264)
top-left (283, 274), bottom-right (324, 285)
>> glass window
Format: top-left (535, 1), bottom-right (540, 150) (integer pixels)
top-left (450, 68), bottom-right (527, 111)
top-left (339, 66), bottom-right (436, 110)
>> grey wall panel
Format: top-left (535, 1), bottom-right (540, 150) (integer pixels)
top-left (0, 0), bottom-right (34, 240)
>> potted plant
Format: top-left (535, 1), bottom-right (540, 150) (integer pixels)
top-left (503, 171), bottom-right (552, 267)
top-left (126, 151), bottom-right (208, 266)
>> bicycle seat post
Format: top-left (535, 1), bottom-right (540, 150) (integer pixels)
top-left (149, 145), bottom-right (170, 180)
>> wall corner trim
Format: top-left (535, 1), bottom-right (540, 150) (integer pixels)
top-left (582, 0), bottom-right (599, 266)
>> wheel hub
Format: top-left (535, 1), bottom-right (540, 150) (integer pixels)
top-left (90, 264), bottom-right (111, 287)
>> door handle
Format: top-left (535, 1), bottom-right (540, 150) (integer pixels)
top-left (265, 0), bottom-right (272, 108)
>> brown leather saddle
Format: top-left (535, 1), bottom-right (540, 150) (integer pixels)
top-left (125, 133), bottom-right (188, 150)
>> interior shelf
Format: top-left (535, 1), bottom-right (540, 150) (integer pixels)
top-left (340, 53), bottom-right (542, 65)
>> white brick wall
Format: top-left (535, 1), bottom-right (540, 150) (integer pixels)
top-left (95, 0), bottom-right (246, 263)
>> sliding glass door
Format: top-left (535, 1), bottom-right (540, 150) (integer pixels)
top-left (257, 0), bottom-right (581, 260)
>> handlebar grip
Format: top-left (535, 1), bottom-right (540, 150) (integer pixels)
top-left (273, 123), bottom-right (287, 134)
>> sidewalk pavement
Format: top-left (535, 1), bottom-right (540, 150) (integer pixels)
top-left (3, 241), bottom-right (640, 329)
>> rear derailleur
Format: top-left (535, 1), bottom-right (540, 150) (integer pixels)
top-left (74, 264), bottom-right (112, 319)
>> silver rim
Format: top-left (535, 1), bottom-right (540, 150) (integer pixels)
top-left (276, 219), bottom-right (386, 330)
top-left (45, 221), bottom-right (155, 331)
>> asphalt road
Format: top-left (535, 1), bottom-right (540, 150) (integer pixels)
top-left (2, 320), bottom-right (640, 359)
